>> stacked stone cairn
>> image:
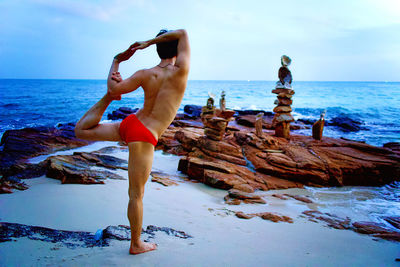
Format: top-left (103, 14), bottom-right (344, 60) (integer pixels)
top-left (200, 92), bottom-right (235, 141)
top-left (272, 88), bottom-right (295, 139)
top-left (272, 55), bottom-right (295, 139)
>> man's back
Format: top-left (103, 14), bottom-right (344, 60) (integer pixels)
top-left (137, 64), bottom-right (189, 138)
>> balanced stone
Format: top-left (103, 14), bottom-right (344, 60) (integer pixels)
top-left (278, 92), bottom-right (293, 99)
top-left (273, 113), bottom-right (295, 124)
top-left (277, 98), bottom-right (292, 106)
top-left (204, 127), bottom-right (225, 141)
top-left (273, 106), bottom-right (292, 113)
top-left (203, 117), bottom-right (228, 131)
top-left (272, 88), bottom-right (295, 95)
top-left (255, 113), bottom-right (264, 137)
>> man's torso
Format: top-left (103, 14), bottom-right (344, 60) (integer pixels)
top-left (135, 65), bottom-right (188, 139)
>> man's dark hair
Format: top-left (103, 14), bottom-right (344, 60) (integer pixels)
top-left (156, 29), bottom-right (178, 59)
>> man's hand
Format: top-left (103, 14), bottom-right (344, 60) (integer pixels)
top-left (114, 43), bottom-right (140, 63)
top-left (107, 71), bottom-right (122, 100)
top-left (111, 71), bottom-right (123, 82)
top-left (131, 41), bottom-right (151, 53)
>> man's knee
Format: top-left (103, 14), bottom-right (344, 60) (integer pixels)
top-left (128, 187), bottom-right (145, 200)
top-left (74, 124), bottom-right (85, 139)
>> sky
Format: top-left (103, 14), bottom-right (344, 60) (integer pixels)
top-left (0, 0), bottom-right (399, 81)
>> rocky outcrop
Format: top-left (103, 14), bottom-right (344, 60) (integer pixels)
top-left (0, 150), bottom-right (129, 192)
top-left (0, 221), bottom-right (101, 248)
top-left (172, 126), bottom-right (400, 192)
top-left (104, 225), bottom-right (192, 241)
top-left (384, 142), bottom-right (400, 156)
top-left (303, 210), bottom-right (400, 242)
top-left (0, 123), bottom-right (91, 170)
top-left (46, 152), bottom-right (127, 184)
top-left (0, 222), bottom-right (192, 247)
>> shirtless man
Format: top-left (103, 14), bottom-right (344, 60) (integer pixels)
top-left (74, 29), bottom-right (190, 254)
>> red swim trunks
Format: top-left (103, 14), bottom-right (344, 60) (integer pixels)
top-left (119, 114), bottom-right (158, 146)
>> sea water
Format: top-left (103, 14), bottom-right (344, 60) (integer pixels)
top-left (0, 79), bottom-right (399, 146)
top-left (0, 79), bottom-right (399, 222)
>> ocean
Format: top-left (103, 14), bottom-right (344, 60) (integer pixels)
top-left (0, 79), bottom-right (399, 230)
top-left (0, 79), bottom-right (399, 146)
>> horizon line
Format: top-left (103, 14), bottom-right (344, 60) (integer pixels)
top-left (0, 78), bottom-right (399, 83)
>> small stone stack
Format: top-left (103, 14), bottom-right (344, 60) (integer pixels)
top-left (201, 116), bottom-right (229, 141)
top-left (272, 88), bottom-right (295, 139)
top-left (200, 93), bottom-right (235, 141)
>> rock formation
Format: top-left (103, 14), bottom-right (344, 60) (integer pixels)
top-left (312, 111), bottom-right (326, 140)
top-left (272, 89), bottom-right (295, 139)
top-left (272, 55), bottom-right (295, 139)
top-left (200, 93), bottom-right (235, 141)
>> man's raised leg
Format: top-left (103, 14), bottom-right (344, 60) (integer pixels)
top-left (75, 93), bottom-right (121, 141)
top-left (127, 142), bottom-right (157, 254)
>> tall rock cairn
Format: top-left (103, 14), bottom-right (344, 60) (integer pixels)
top-left (272, 55), bottom-right (294, 139)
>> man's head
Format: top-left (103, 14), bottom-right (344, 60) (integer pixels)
top-left (156, 29), bottom-right (178, 59)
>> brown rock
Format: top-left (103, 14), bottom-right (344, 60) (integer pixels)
top-left (46, 153), bottom-right (126, 184)
top-left (273, 113), bottom-right (295, 124)
top-left (372, 232), bottom-right (400, 242)
top-left (227, 189), bottom-right (266, 204)
top-left (151, 172), bottom-right (178, 186)
top-left (235, 211), bottom-right (292, 223)
top-left (0, 181), bottom-right (13, 194)
top-left (271, 194), bottom-right (289, 200)
top-left (278, 92), bottom-right (293, 99)
top-left (216, 110), bottom-right (236, 120)
top-left (172, 119), bottom-right (204, 129)
top-left (233, 183), bottom-right (255, 193)
top-left (272, 88), bottom-right (295, 95)
top-left (235, 211), bottom-right (255, 219)
top-left (352, 221), bottom-right (393, 234)
top-left (203, 117), bottom-right (228, 131)
top-left (383, 216), bottom-right (400, 230)
top-left (174, 128), bottom-right (204, 151)
top-left (258, 212), bottom-right (293, 223)
top-left (235, 115), bottom-right (274, 129)
top-left (204, 170), bottom-right (240, 190)
top-left (302, 210), bottom-right (351, 229)
top-left (273, 106), bottom-right (292, 113)
top-left (256, 173), bottom-right (304, 190)
top-left (284, 194), bottom-right (313, 203)
top-left (277, 98), bottom-right (293, 106)
top-left (204, 128), bottom-right (224, 141)
top-left (275, 122), bottom-right (291, 139)
top-left (225, 197), bottom-right (242, 205)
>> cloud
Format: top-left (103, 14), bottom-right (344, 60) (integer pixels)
top-left (30, 0), bottom-right (150, 21)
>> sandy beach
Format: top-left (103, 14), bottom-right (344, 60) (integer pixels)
top-left (1, 142), bottom-right (399, 266)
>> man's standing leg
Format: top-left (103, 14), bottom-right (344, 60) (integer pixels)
top-left (75, 94), bottom-right (121, 141)
top-left (127, 142), bottom-right (157, 254)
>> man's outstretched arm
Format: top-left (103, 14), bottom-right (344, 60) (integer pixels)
top-left (107, 44), bottom-right (143, 97)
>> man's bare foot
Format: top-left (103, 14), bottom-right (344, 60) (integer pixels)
top-left (129, 241), bottom-right (157, 255)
